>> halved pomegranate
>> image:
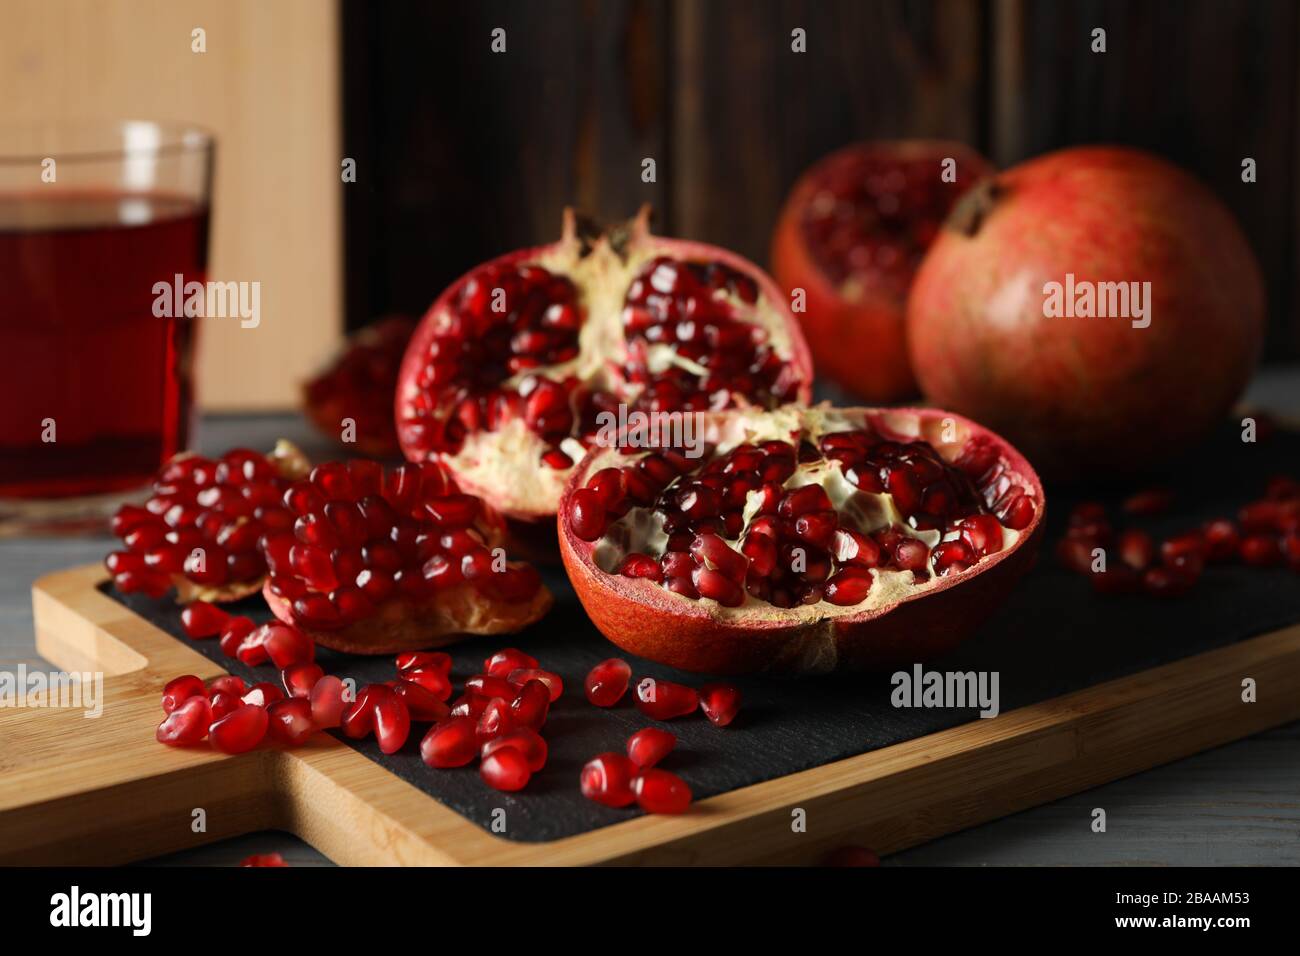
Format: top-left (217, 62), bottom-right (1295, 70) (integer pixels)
top-left (261, 458), bottom-right (551, 654)
top-left (106, 442), bottom-right (311, 602)
top-left (304, 315), bottom-right (415, 457)
top-left (771, 140), bottom-right (992, 402)
top-left (396, 207), bottom-right (813, 545)
top-left (558, 406), bottom-right (1043, 674)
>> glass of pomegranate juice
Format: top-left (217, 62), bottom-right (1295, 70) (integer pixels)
top-left (0, 121), bottom-right (213, 533)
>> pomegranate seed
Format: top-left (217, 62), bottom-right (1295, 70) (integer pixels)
top-left (1239, 500), bottom-right (1282, 534)
top-left (242, 682), bottom-right (285, 708)
top-left (626, 728), bottom-right (676, 768)
top-left (634, 677), bottom-right (700, 720)
top-left (464, 674), bottom-right (517, 699)
top-left (507, 667), bottom-right (563, 700)
top-left (698, 682), bottom-right (742, 727)
top-left (392, 679), bottom-right (450, 722)
top-left (180, 601), bottom-right (230, 639)
top-left (209, 691), bottom-right (242, 721)
top-left (420, 717), bottom-right (479, 768)
top-left (483, 647), bottom-right (539, 677)
top-left (258, 622), bottom-right (315, 668)
top-left (482, 727), bottom-right (548, 772)
top-left (371, 685), bottom-right (411, 754)
top-left (266, 698), bottom-right (317, 747)
top-left (824, 567), bottom-right (873, 605)
top-left (476, 697), bottom-right (518, 741)
top-left (209, 704), bottom-right (269, 754)
top-left (162, 674), bottom-right (205, 713)
top-left (632, 768), bottom-right (692, 814)
top-left (510, 679), bottom-right (551, 729)
top-left (480, 746), bottom-right (532, 792)
top-left (585, 658), bottom-right (632, 707)
top-left (831, 528), bottom-right (881, 567)
top-left (1161, 532), bottom-right (1206, 571)
top-left (822, 846), bottom-right (881, 867)
top-left (340, 684), bottom-right (380, 738)
top-left (931, 539), bottom-right (974, 576)
top-left (1240, 533), bottom-right (1282, 566)
top-left (1122, 488), bottom-right (1172, 515)
top-left (403, 666), bottom-right (453, 701)
top-left (281, 662), bottom-right (324, 699)
top-left (778, 484), bottom-right (832, 518)
top-left (310, 675), bottom-right (347, 728)
top-left (1117, 529), bottom-right (1155, 570)
top-left (396, 650), bottom-right (451, 674)
top-left (234, 626), bottom-right (270, 666)
top-left (894, 538), bottom-right (929, 573)
top-left (692, 567), bottom-right (745, 607)
top-left (690, 533), bottom-right (748, 582)
top-left (1203, 519), bottom-right (1241, 562)
top-left (207, 675), bottom-right (247, 697)
top-left (567, 488), bottom-right (607, 541)
top-left (156, 695), bottom-right (212, 746)
top-left (999, 493), bottom-right (1037, 530)
top-left (580, 752), bottom-right (638, 807)
top-left (618, 552), bottom-right (664, 581)
top-left (1056, 536), bottom-right (1099, 575)
top-left (218, 617), bottom-right (256, 658)
top-left (958, 514), bottom-right (1003, 557)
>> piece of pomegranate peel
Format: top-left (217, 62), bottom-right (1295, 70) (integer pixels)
top-left (558, 404), bottom-right (1044, 674)
top-left (262, 457), bottom-right (551, 654)
top-left (395, 206), bottom-right (814, 538)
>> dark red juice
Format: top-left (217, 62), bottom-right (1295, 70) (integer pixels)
top-left (0, 191), bottom-right (208, 498)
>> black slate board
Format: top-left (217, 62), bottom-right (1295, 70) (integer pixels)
top-left (104, 423), bottom-right (1300, 842)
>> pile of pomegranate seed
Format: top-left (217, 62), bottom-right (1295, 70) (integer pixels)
top-left (418, 646), bottom-right (564, 793)
top-left (397, 254), bottom-right (804, 468)
top-left (263, 458), bottom-right (542, 631)
top-left (580, 733), bottom-right (692, 814)
top-left (568, 425), bottom-right (1032, 609)
top-left (106, 444), bottom-right (307, 599)
top-left (303, 315), bottom-right (415, 456)
top-left (1058, 476), bottom-right (1300, 596)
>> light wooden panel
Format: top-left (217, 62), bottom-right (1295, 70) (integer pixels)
top-left (0, 0), bottom-right (342, 411)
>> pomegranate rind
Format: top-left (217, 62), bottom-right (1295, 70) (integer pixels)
top-left (397, 207), bottom-right (815, 532)
top-left (264, 579), bottom-right (552, 655)
top-left (771, 140), bottom-right (993, 403)
top-left (558, 405), bottom-right (1044, 674)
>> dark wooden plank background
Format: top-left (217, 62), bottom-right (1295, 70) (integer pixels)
top-left (342, 0), bottom-right (1298, 360)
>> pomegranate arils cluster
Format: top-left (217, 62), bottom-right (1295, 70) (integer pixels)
top-left (570, 423), bottom-right (1029, 610)
top-left (264, 458), bottom-right (542, 630)
top-left (1059, 477), bottom-right (1300, 596)
top-left (107, 444), bottom-right (305, 600)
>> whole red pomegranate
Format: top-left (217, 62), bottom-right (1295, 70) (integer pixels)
top-left (771, 140), bottom-right (993, 401)
top-left (907, 146), bottom-right (1265, 480)
top-left (559, 405), bottom-right (1043, 674)
top-left (396, 208), bottom-right (812, 544)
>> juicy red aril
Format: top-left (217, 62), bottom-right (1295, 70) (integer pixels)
top-left (507, 668), bottom-right (563, 701)
top-left (958, 514), bottom-right (1003, 557)
top-left (894, 538), bottom-right (930, 573)
top-left (209, 691), bottom-right (242, 721)
top-left (156, 695), bottom-right (212, 746)
top-left (482, 727), bottom-right (547, 772)
top-left (632, 768), bottom-right (693, 814)
top-left (1117, 529), bottom-right (1156, 570)
top-left (310, 675), bottom-right (346, 728)
top-left (480, 746), bottom-right (532, 792)
top-left (465, 674), bottom-right (517, 699)
top-left (397, 650), bottom-right (451, 674)
top-left (824, 567), bottom-right (873, 605)
top-left (209, 704), bottom-right (269, 755)
top-left (698, 683), bottom-right (741, 727)
top-left (207, 675), bottom-right (247, 697)
top-left (585, 658), bottom-right (632, 707)
top-left (634, 678), bottom-right (700, 720)
top-left (340, 684), bottom-right (379, 738)
top-left (372, 686), bottom-right (411, 754)
top-left (162, 674), bottom-right (205, 713)
top-left (259, 622), bottom-right (315, 668)
top-left (484, 647), bottom-right (539, 678)
top-left (618, 553), bottom-right (663, 581)
top-left (218, 617), bottom-right (256, 658)
top-left (580, 752), bottom-right (638, 807)
top-left (1240, 534), bottom-right (1283, 566)
top-left (690, 533), bottom-right (747, 581)
top-left (392, 679), bottom-right (450, 722)
top-left (692, 567), bottom-right (745, 607)
top-left (234, 627), bottom-right (270, 667)
top-left (281, 662), bottom-right (324, 699)
top-left (626, 727), bottom-right (676, 768)
top-left (931, 539), bottom-right (975, 577)
top-left (180, 601), bottom-right (230, 639)
top-left (403, 666), bottom-right (453, 701)
top-left (510, 679), bottom-right (551, 729)
top-left (421, 717), bottom-right (479, 768)
top-left (476, 697), bottom-right (518, 741)
top-left (242, 682), bottom-right (285, 708)
top-left (567, 488), bottom-right (607, 541)
top-left (266, 698), bottom-right (317, 747)
top-left (1203, 520), bottom-right (1241, 561)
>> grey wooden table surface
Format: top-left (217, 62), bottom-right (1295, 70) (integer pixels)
top-left (4, 371), bottom-right (1299, 867)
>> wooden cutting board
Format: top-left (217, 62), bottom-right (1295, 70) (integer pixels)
top-left (3, 562), bottom-right (1299, 866)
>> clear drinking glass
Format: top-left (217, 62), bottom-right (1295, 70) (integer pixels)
top-left (0, 121), bottom-right (213, 534)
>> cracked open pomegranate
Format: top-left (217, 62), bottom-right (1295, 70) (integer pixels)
top-left (395, 208), bottom-right (813, 548)
top-left (304, 315), bottom-right (414, 457)
top-left (106, 442), bottom-right (310, 602)
top-left (559, 406), bottom-right (1043, 673)
top-left (771, 140), bottom-right (992, 402)
top-left (261, 458), bottom-right (551, 654)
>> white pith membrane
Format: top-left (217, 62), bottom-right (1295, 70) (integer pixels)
top-left (403, 209), bottom-right (802, 519)
top-left (578, 405), bottom-right (1026, 622)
